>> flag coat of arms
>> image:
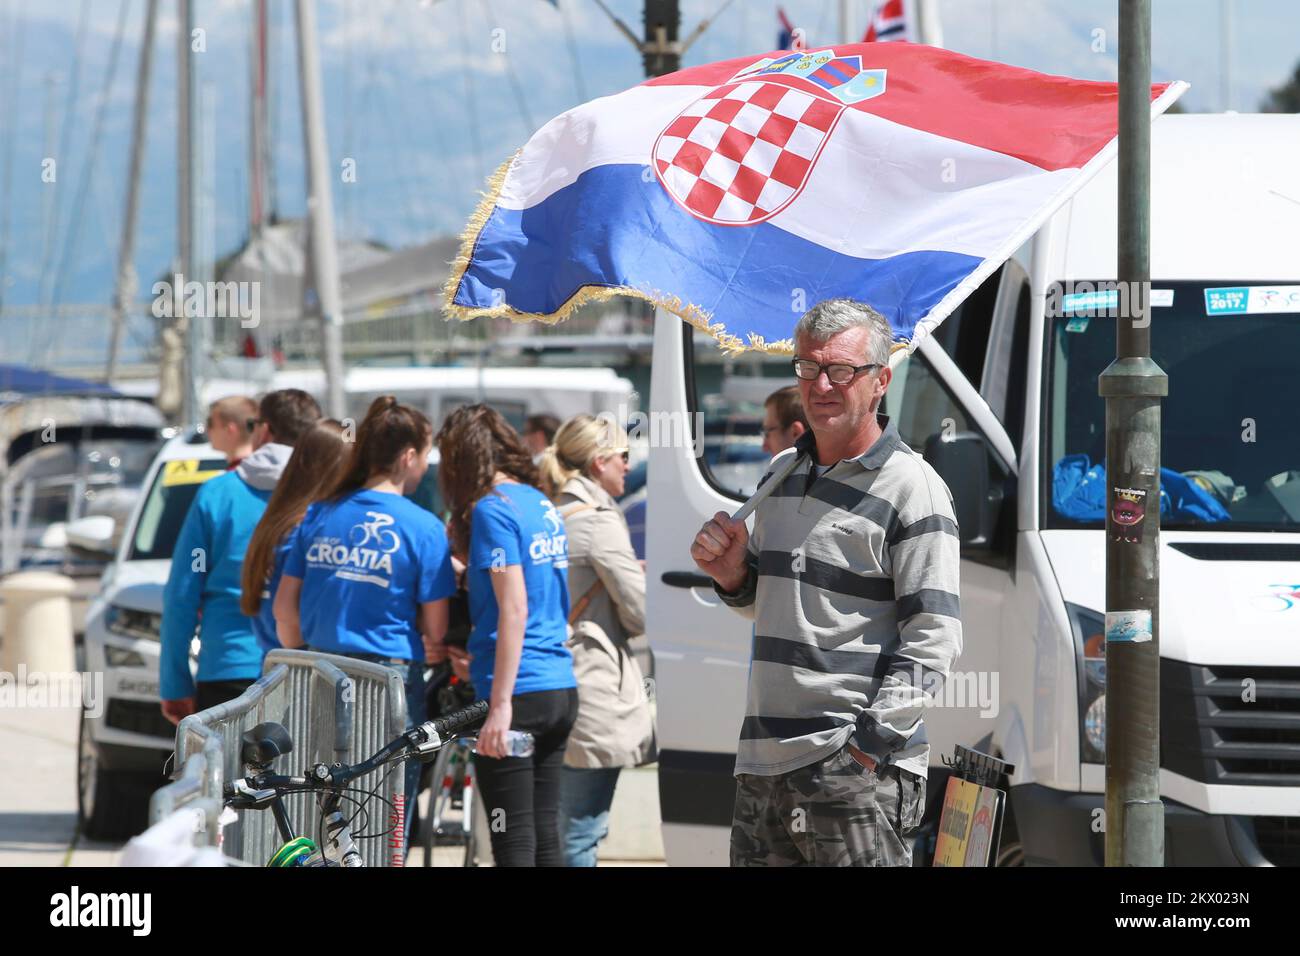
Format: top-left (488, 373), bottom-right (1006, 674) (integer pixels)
top-left (445, 43), bottom-right (1185, 355)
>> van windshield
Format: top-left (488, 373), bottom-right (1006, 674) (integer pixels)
top-left (1045, 280), bottom-right (1300, 531)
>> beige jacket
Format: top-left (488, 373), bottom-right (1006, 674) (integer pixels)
top-left (556, 475), bottom-right (645, 643)
top-left (556, 474), bottom-right (653, 768)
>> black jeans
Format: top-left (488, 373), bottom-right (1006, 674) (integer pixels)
top-left (474, 687), bottom-right (579, 867)
top-left (195, 679), bottom-right (256, 712)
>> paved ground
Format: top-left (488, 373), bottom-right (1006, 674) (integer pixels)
top-left (0, 704), bottom-right (122, 866)
top-left (0, 700), bottom-right (665, 867)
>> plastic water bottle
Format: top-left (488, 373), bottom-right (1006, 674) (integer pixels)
top-left (473, 730), bottom-right (534, 757)
top-left (503, 731), bottom-right (535, 758)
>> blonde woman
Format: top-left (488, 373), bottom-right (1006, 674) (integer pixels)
top-left (539, 414), bottom-right (654, 867)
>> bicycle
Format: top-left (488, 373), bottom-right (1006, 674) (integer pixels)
top-left (420, 734), bottom-right (480, 866)
top-left (224, 699), bottom-right (488, 867)
top-left (416, 663), bottom-right (480, 866)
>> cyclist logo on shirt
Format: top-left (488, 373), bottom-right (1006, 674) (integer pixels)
top-left (529, 500), bottom-right (567, 566)
top-left (348, 511), bottom-right (402, 553)
top-left (304, 511), bottom-right (402, 586)
top-left (541, 500), bottom-right (563, 536)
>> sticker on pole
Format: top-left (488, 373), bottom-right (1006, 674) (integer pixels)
top-left (1105, 609), bottom-right (1152, 644)
top-left (1110, 486), bottom-right (1147, 543)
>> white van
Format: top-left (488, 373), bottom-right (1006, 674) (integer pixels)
top-left (647, 113), bottom-right (1300, 866)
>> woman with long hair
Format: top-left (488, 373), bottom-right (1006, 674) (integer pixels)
top-left (435, 403), bottom-right (576, 867)
top-left (241, 419), bottom-right (348, 655)
top-left (274, 396), bottom-right (457, 850)
top-left (538, 415), bottom-right (653, 867)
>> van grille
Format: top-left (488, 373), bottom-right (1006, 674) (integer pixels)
top-left (1253, 817), bottom-right (1300, 867)
top-left (1161, 661), bottom-right (1300, 786)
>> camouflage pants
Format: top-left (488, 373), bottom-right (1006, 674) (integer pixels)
top-left (730, 744), bottom-right (926, 867)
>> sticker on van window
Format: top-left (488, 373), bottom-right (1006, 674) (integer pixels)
top-left (1105, 610), bottom-right (1152, 644)
top-left (1205, 285), bottom-right (1300, 315)
top-left (1062, 290), bottom-right (1118, 313)
top-left (162, 460), bottom-right (225, 487)
top-left (1065, 316), bottom-right (1091, 333)
top-left (1062, 288), bottom-right (1173, 314)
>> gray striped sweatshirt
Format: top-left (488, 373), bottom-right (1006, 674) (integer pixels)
top-left (715, 415), bottom-right (962, 780)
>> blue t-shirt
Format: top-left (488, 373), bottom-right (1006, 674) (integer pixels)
top-left (283, 488), bottom-right (457, 660)
top-left (467, 482), bottom-right (575, 701)
top-left (250, 538), bottom-right (293, 658)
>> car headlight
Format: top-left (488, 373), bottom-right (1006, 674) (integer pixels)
top-left (105, 646), bottom-right (147, 668)
top-left (1066, 602), bottom-right (1106, 763)
top-left (104, 604), bottom-right (162, 642)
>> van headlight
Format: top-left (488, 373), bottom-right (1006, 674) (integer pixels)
top-left (1067, 602), bottom-right (1106, 763)
top-left (104, 604), bottom-right (162, 642)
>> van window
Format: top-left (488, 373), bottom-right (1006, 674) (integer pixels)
top-left (930, 265), bottom-right (1002, 387)
top-left (886, 350), bottom-right (1013, 564)
top-left (886, 352), bottom-right (972, 454)
top-left (686, 322), bottom-right (795, 500)
top-left (1001, 281), bottom-right (1032, 452)
top-left (1045, 279), bottom-right (1300, 531)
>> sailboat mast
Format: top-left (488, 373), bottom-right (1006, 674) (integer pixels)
top-left (295, 0), bottom-right (346, 419)
top-left (108, 0), bottom-right (157, 384)
top-left (250, 0), bottom-right (268, 237)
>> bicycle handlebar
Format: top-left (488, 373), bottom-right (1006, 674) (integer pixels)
top-left (223, 699), bottom-right (492, 808)
top-left (427, 699), bottom-right (489, 743)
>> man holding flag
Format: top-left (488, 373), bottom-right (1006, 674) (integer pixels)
top-left (443, 36), bottom-right (1183, 865)
top-left (690, 298), bottom-right (962, 867)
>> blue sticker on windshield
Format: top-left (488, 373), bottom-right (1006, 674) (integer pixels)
top-left (1205, 288), bottom-right (1250, 314)
top-left (1063, 290), bottom-right (1118, 313)
top-left (1207, 285), bottom-right (1300, 315)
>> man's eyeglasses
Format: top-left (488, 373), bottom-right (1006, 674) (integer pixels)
top-left (791, 358), bottom-right (880, 385)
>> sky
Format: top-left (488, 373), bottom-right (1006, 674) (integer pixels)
top-left (0, 0), bottom-right (1296, 328)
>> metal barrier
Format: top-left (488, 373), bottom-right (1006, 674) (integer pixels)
top-left (148, 732), bottom-right (222, 849)
top-left (151, 648), bottom-right (409, 867)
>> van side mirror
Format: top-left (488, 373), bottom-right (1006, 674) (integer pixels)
top-left (64, 515), bottom-right (117, 561)
top-left (923, 431), bottom-right (1004, 549)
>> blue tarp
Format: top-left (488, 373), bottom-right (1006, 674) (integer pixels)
top-left (1052, 454), bottom-right (1231, 523)
top-left (0, 365), bottom-right (119, 397)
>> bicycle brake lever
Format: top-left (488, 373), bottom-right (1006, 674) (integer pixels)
top-left (229, 778), bottom-right (279, 808)
top-left (409, 723), bottom-right (446, 761)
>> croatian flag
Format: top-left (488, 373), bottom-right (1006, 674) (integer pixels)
top-left (444, 43), bottom-right (1185, 355)
top-left (864, 0), bottom-right (911, 42)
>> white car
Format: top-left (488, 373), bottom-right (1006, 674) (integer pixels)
top-left (77, 431), bottom-right (227, 840)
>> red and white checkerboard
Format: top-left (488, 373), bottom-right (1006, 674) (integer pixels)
top-left (653, 80), bottom-right (844, 225)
